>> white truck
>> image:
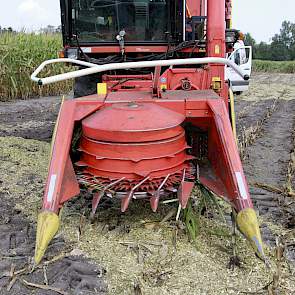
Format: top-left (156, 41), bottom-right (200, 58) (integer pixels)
top-left (226, 45), bottom-right (252, 94)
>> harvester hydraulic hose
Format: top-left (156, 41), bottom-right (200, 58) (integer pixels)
top-left (31, 57), bottom-right (249, 86)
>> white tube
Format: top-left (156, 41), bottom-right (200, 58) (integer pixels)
top-left (31, 57), bottom-right (248, 85)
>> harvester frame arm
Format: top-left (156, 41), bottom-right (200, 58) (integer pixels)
top-left (31, 57), bottom-right (249, 86)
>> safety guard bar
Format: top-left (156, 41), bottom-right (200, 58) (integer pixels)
top-left (31, 57), bottom-right (249, 86)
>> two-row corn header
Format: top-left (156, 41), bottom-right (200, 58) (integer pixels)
top-left (31, 0), bottom-right (264, 264)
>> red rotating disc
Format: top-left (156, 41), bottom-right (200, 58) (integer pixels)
top-left (82, 102), bottom-right (185, 142)
top-left (77, 102), bottom-right (191, 192)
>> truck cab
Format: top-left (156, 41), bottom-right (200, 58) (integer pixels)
top-left (226, 45), bottom-right (252, 94)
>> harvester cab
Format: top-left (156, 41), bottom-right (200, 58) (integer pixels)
top-left (31, 0), bottom-right (264, 265)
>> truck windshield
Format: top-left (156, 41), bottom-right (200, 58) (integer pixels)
top-left (73, 0), bottom-right (168, 42)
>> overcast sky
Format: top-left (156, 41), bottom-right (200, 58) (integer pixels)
top-left (1, 0), bottom-right (295, 42)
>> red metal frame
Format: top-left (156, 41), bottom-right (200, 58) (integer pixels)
top-left (43, 87), bottom-right (252, 214)
top-left (35, 0), bottom-right (267, 265)
top-left (77, 45), bottom-right (207, 54)
top-left (35, 0), bottom-right (267, 263)
top-left (41, 0), bottom-right (254, 222)
top-left (80, 45), bottom-right (169, 54)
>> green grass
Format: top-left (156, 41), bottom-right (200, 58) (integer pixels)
top-left (253, 60), bottom-right (295, 73)
top-left (0, 32), bottom-right (72, 101)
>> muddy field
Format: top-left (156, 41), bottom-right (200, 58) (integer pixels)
top-left (0, 72), bottom-right (295, 294)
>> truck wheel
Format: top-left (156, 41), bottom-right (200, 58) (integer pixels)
top-left (73, 74), bottom-right (98, 98)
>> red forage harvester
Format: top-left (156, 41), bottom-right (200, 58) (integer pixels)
top-left (31, 0), bottom-right (264, 264)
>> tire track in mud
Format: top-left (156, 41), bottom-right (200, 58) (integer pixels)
top-left (237, 97), bottom-right (280, 161)
top-left (235, 99), bottom-right (276, 134)
top-left (0, 97), bottom-right (60, 141)
top-left (244, 99), bottom-right (295, 194)
top-left (286, 118), bottom-right (295, 195)
top-left (236, 95), bottom-right (295, 216)
top-left (236, 90), bottom-right (295, 258)
top-left (0, 193), bottom-right (108, 295)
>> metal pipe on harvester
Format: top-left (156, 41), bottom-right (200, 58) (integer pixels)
top-left (31, 57), bottom-right (249, 86)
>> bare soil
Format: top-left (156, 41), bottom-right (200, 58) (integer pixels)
top-left (236, 73), bottom-right (295, 247)
top-left (0, 96), bottom-right (61, 141)
top-left (0, 194), bottom-right (107, 295)
top-left (0, 72), bottom-right (295, 294)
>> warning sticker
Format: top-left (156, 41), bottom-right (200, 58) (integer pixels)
top-left (235, 172), bottom-right (248, 200)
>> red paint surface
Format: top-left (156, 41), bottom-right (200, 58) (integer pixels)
top-left (42, 0), bottom-right (251, 214)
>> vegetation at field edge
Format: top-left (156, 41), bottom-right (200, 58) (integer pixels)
top-left (253, 60), bottom-right (295, 73)
top-left (245, 21), bottom-right (295, 61)
top-left (0, 32), bottom-right (72, 101)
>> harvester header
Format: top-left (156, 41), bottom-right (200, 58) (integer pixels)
top-left (31, 0), bottom-right (264, 265)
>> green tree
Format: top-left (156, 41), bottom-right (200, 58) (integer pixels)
top-left (249, 21), bottom-right (295, 61)
top-left (269, 21), bottom-right (295, 60)
top-left (270, 34), bottom-right (290, 60)
top-left (244, 33), bottom-right (256, 47)
top-left (244, 33), bottom-right (257, 58)
top-left (255, 42), bottom-right (271, 60)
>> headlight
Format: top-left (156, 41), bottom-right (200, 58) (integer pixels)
top-left (66, 48), bottom-right (79, 59)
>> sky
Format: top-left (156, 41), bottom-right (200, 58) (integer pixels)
top-left (1, 0), bottom-right (295, 42)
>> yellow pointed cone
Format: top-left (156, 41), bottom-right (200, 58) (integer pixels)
top-left (35, 211), bottom-right (60, 265)
top-left (236, 208), bottom-right (265, 260)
